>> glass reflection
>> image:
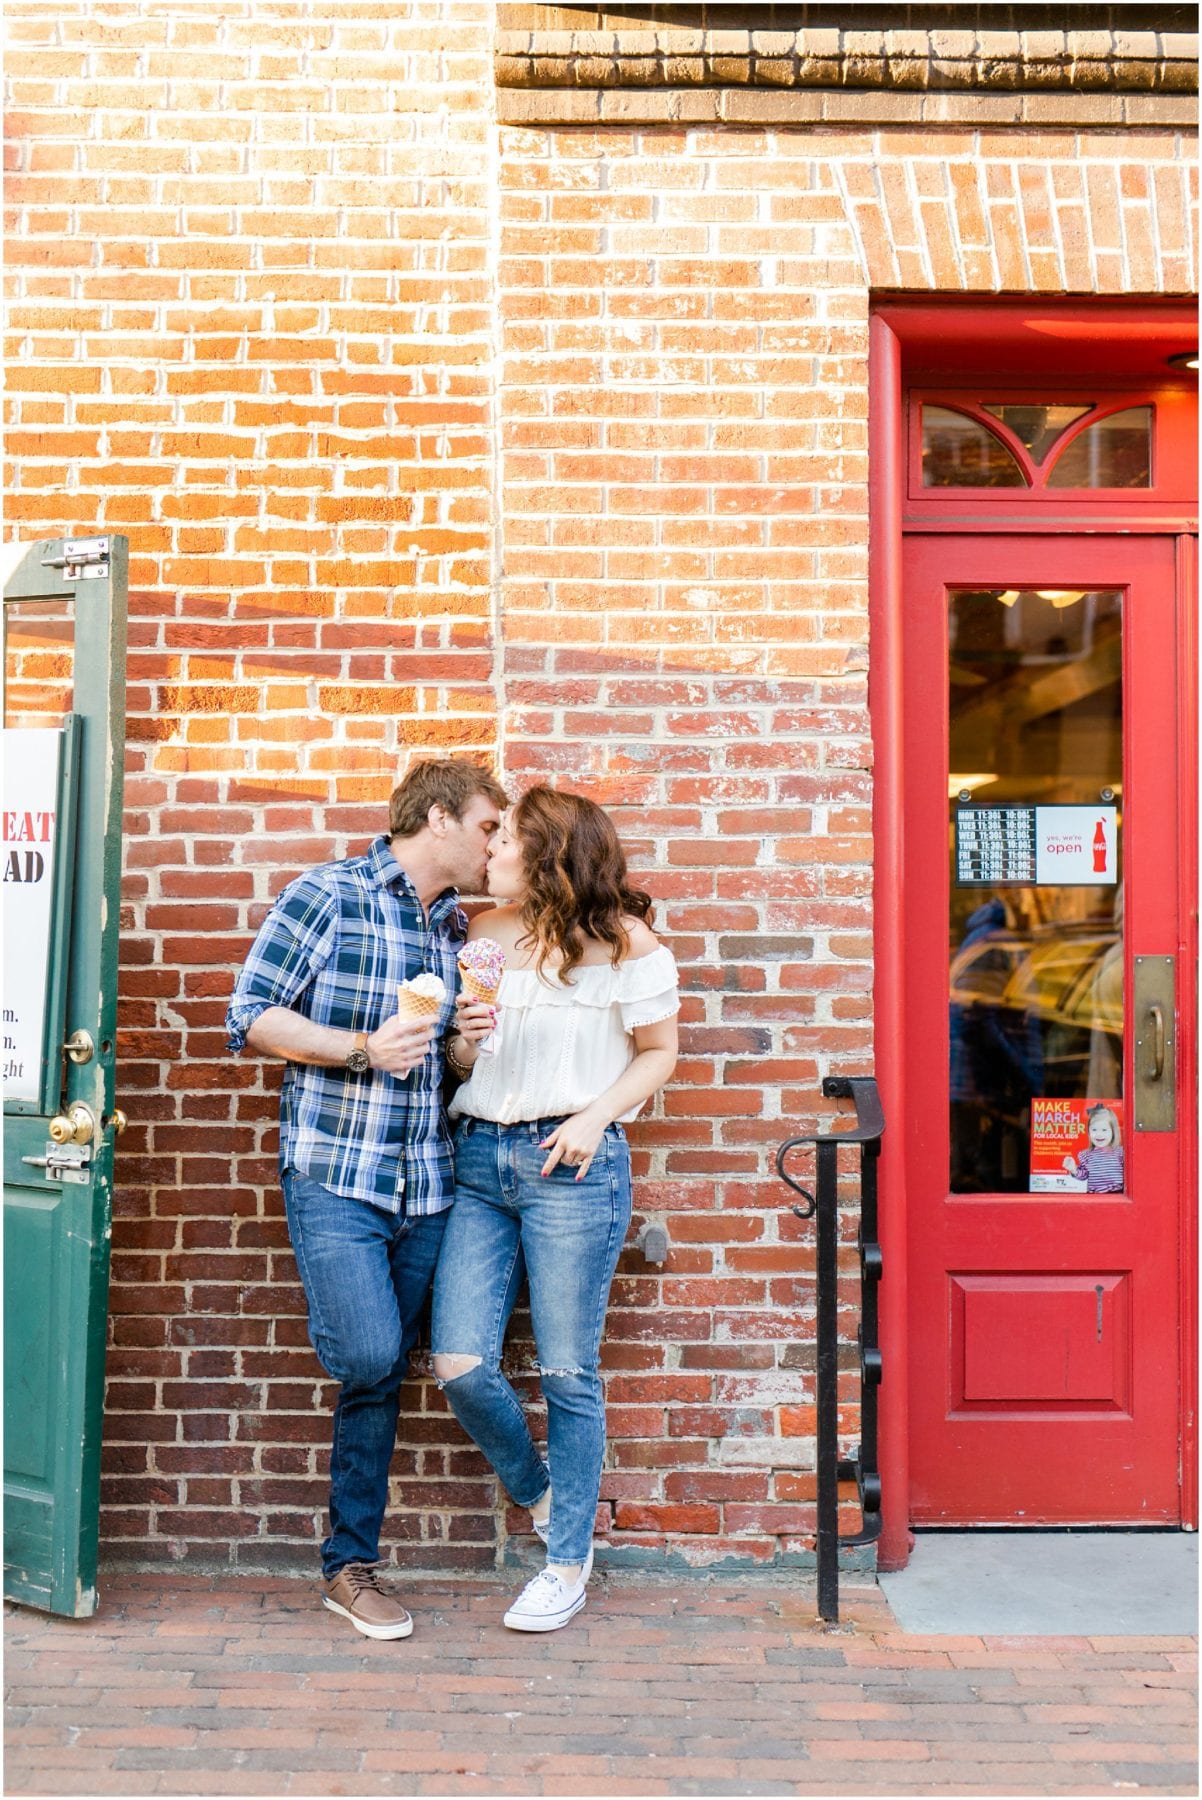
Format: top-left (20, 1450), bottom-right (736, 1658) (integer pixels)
top-left (948, 588), bottom-right (1123, 1194)
top-left (922, 406), bottom-right (1026, 488)
top-left (4, 599), bottom-right (75, 727)
top-left (982, 403), bottom-right (1093, 464)
top-left (1047, 406), bottom-right (1152, 488)
top-left (3, 597), bottom-right (76, 1110)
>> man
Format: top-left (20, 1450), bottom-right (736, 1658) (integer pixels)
top-left (226, 758), bottom-right (507, 1639)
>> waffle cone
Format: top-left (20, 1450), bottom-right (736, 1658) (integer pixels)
top-left (459, 967), bottom-right (501, 1006)
top-left (395, 986), bottom-right (442, 1024)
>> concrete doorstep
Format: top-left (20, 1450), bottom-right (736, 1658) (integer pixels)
top-left (4, 1566), bottom-right (1197, 1797)
top-left (880, 1530), bottom-right (1200, 1638)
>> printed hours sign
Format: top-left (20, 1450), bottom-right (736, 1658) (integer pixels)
top-left (956, 804), bottom-right (1118, 888)
top-left (3, 729), bottom-right (61, 1103)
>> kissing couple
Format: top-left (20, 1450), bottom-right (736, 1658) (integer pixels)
top-left (227, 758), bottom-right (679, 1638)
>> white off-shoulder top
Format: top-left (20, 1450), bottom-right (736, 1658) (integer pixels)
top-left (449, 943), bottom-right (679, 1126)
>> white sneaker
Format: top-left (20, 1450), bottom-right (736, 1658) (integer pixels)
top-left (503, 1566), bottom-right (587, 1633)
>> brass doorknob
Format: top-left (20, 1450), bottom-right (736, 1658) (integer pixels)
top-left (47, 1103), bottom-right (96, 1146)
top-left (108, 1109), bottom-right (128, 1137)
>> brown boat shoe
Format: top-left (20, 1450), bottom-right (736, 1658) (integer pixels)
top-left (322, 1562), bottom-right (413, 1640)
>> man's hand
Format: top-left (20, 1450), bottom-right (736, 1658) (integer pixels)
top-left (245, 1005), bottom-right (436, 1074)
top-left (366, 1016), bottom-right (438, 1076)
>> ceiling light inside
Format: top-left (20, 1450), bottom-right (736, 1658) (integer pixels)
top-left (1034, 589), bottom-right (1088, 609)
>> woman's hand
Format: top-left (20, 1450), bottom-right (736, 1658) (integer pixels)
top-left (540, 1107), bottom-right (608, 1181)
top-left (453, 990), bottom-right (498, 1047)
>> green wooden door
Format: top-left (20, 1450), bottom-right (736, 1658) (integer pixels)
top-left (3, 536), bottom-right (127, 1616)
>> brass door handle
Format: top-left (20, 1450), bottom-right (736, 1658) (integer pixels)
top-left (1149, 1004), bottom-right (1165, 1081)
top-left (48, 1103), bottom-right (96, 1146)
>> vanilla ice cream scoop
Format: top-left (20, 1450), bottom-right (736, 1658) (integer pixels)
top-left (396, 972), bottom-right (447, 1022)
top-left (403, 973), bottom-right (447, 1004)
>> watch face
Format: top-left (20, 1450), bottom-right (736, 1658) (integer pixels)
top-left (346, 1049), bottom-right (371, 1073)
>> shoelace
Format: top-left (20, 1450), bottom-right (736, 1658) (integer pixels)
top-left (523, 1569), bottom-right (565, 1602)
top-left (525, 1562), bottom-right (572, 1605)
top-left (340, 1562), bottom-right (388, 1596)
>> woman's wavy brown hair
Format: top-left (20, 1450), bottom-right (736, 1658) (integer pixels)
top-left (511, 786), bottom-right (654, 980)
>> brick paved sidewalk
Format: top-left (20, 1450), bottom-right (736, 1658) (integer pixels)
top-left (4, 1571), bottom-right (1196, 1797)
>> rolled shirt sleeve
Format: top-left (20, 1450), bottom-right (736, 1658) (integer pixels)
top-left (226, 872), bottom-right (339, 1054)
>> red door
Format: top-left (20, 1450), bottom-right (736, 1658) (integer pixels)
top-left (904, 533), bottom-right (1188, 1523)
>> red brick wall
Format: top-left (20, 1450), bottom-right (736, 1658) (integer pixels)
top-left (6, 1), bottom-right (503, 1571)
top-left (4, 6), bottom-right (1195, 1570)
top-left (493, 120), bottom-right (1195, 1566)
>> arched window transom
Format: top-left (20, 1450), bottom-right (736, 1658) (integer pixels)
top-left (920, 400), bottom-right (1153, 492)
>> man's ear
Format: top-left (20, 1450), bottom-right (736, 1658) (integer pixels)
top-left (427, 804), bottom-right (454, 837)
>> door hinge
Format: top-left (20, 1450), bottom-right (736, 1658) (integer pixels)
top-left (40, 537), bottom-right (110, 581)
top-left (21, 1142), bottom-right (93, 1185)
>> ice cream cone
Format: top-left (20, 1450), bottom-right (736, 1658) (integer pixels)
top-left (395, 988), bottom-right (441, 1025)
top-left (456, 938), bottom-right (505, 1056)
top-left (395, 973), bottom-right (446, 1026)
top-left (459, 967), bottom-right (501, 1008)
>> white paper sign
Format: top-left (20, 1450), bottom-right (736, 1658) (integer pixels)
top-left (1034, 806), bottom-right (1117, 886)
top-left (3, 728), bottom-right (62, 1103)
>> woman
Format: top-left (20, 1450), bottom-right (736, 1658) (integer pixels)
top-left (432, 787), bottom-right (678, 1632)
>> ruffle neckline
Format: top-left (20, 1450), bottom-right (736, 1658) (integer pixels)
top-left (496, 943), bottom-right (676, 1010)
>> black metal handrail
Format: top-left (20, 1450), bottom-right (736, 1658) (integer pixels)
top-left (776, 1075), bottom-right (885, 1623)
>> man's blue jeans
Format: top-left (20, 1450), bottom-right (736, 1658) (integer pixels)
top-left (281, 1170), bottom-right (448, 1578)
top-left (430, 1117), bottom-right (632, 1566)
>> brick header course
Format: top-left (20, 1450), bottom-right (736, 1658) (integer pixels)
top-left (496, 27), bottom-right (1199, 92)
top-left (496, 23), bottom-right (1198, 126)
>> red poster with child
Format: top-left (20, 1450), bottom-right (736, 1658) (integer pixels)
top-left (1029, 1097), bottom-right (1126, 1193)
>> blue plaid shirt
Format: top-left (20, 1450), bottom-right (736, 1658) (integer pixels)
top-left (226, 836), bottom-right (467, 1213)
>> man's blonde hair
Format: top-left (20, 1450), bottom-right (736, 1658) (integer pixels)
top-left (388, 758), bottom-right (508, 839)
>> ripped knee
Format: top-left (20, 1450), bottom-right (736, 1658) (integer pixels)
top-left (432, 1352), bottom-right (483, 1388)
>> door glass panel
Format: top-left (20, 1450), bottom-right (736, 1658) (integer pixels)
top-left (4, 599), bottom-right (75, 725)
top-left (3, 600), bottom-right (76, 1106)
top-left (982, 403), bottom-right (1093, 464)
top-left (921, 406), bottom-right (1027, 488)
top-left (1047, 406), bottom-right (1152, 488)
top-left (948, 587), bottom-right (1123, 1195)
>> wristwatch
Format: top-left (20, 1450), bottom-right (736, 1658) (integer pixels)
top-left (345, 1031), bottom-right (371, 1074)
